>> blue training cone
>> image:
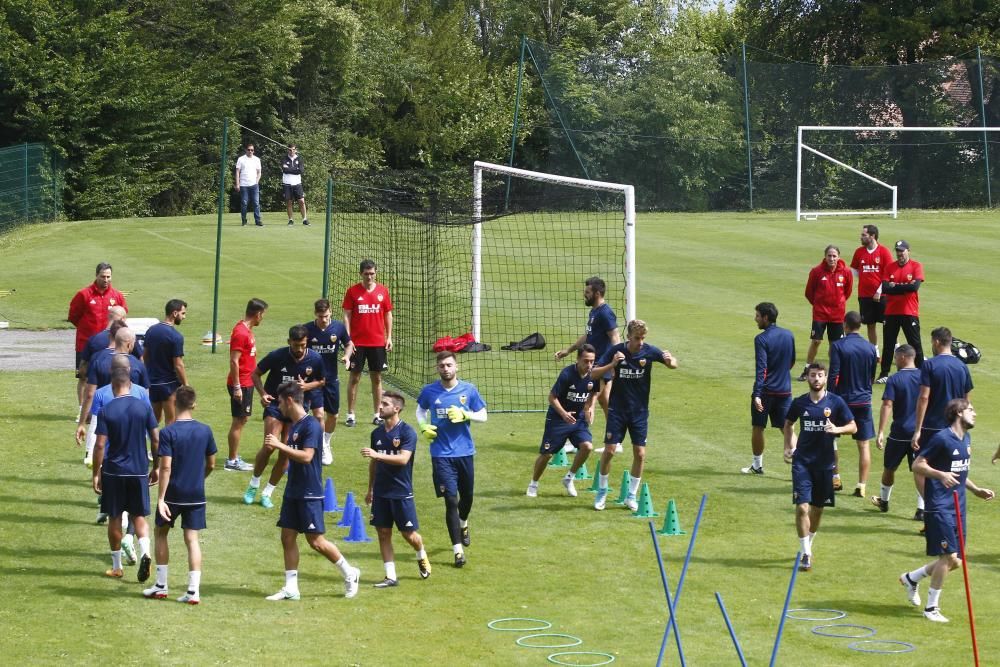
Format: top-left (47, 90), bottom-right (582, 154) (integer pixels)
top-left (337, 492), bottom-right (357, 527)
top-left (343, 505), bottom-right (373, 543)
top-left (323, 478), bottom-right (341, 513)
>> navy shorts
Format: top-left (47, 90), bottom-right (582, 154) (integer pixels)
top-left (283, 183), bottom-right (305, 201)
top-left (349, 346), bottom-right (388, 373)
top-left (858, 297), bottom-right (885, 325)
top-left (791, 461), bottom-right (835, 508)
top-left (810, 321), bottom-right (845, 342)
top-left (924, 510), bottom-right (963, 556)
top-left (100, 475), bottom-right (150, 518)
top-left (149, 380), bottom-right (180, 403)
top-left (751, 394), bottom-right (792, 429)
top-left (277, 498), bottom-right (326, 533)
top-left (917, 428), bottom-right (941, 450)
top-left (540, 419), bottom-right (592, 454)
top-left (228, 385), bottom-right (254, 418)
top-left (370, 496), bottom-right (420, 531)
top-left (883, 436), bottom-right (915, 471)
top-left (156, 503), bottom-right (207, 530)
top-left (321, 380), bottom-right (340, 414)
top-left (848, 404), bottom-right (875, 441)
top-left (604, 407), bottom-right (648, 446)
top-left (432, 455), bottom-right (475, 498)
top-left (263, 402), bottom-right (291, 423)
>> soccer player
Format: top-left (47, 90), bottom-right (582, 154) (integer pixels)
top-left (143, 386), bottom-right (216, 604)
top-left (143, 299), bottom-right (188, 425)
top-left (870, 345), bottom-right (922, 515)
top-left (555, 277), bottom-right (620, 419)
top-left (224, 298), bottom-right (267, 472)
top-left (342, 259), bottom-right (393, 427)
top-left (850, 225), bottom-right (893, 346)
top-left (264, 382), bottom-right (361, 601)
top-left (829, 311), bottom-right (879, 497)
top-left (416, 351), bottom-right (487, 567)
top-left (898, 399), bottom-right (993, 622)
top-left (304, 298), bottom-right (353, 465)
top-left (79, 305), bottom-right (143, 380)
top-left (591, 319), bottom-right (678, 512)
top-left (361, 391), bottom-right (431, 587)
top-left (281, 144), bottom-right (308, 226)
top-left (79, 325), bottom-right (150, 427)
top-left (783, 363), bottom-right (857, 572)
top-left (243, 325), bottom-right (325, 508)
top-left (744, 302), bottom-right (796, 475)
top-left (92, 366), bottom-right (159, 581)
top-left (877, 240), bottom-right (924, 382)
top-left (799, 245), bottom-right (853, 380)
top-left (69, 262), bottom-right (127, 408)
top-left (527, 345), bottom-right (597, 498)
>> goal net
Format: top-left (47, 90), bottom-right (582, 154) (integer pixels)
top-left (327, 163), bottom-right (635, 412)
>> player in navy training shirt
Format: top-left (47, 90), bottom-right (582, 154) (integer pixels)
top-left (416, 351), bottom-right (487, 568)
top-left (79, 325), bottom-right (149, 427)
top-left (361, 391), bottom-right (431, 587)
top-left (782, 363), bottom-right (856, 572)
top-left (304, 298), bottom-right (354, 465)
top-left (870, 345), bottom-right (922, 516)
top-left (143, 299), bottom-right (188, 426)
top-left (899, 399), bottom-right (993, 623)
top-left (555, 277), bottom-right (621, 420)
top-left (243, 325), bottom-right (325, 509)
top-left (93, 367), bottom-right (160, 582)
top-left (745, 302), bottom-right (796, 475)
top-left (591, 319), bottom-right (677, 513)
top-left (527, 345), bottom-right (597, 499)
top-left (143, 386), bottom-right (215, 604)
top-left (264, 382), bottom-right (360, 601)
top-left (829, 311), bottom-right (879, 497)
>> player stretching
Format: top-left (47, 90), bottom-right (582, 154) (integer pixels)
top-left (527, 345), bottom-right (597, 498)
top-left (870, 345), bottom-right (922, 516)
top-left (362, 391), bottom-right (431, 587)
top-left (265, 382), bottom-right (360, 601)
top-left (783, 363), bottom-right (856, 572)
top-left (899, 399), bottom-right (993, 622)
top-left (304, 299), bottom-right (353, 465)
top-left (592, 320), bottom-right (678, 512)
top-left (416, 351), bottom-right (487, 567)
top-left (143, 386), bottom-right (216, 604)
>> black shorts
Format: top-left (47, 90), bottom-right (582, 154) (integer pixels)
top-left (858, 297), bottom-right (885, 324)
top-left (349, 346), bottom-right (388, 373)
top-left (101, 475), bottom-right (150, 518)
top-left (228, 385), bottom-right (254, 418)
top-left (750, 394), bottom-right (792, 429)
top-left (155, 503), bottom-right (207, 530)
top-left (883, 436), bottom-right (915, 471)
top-left (791, 461), bottom-right (835, 508)
top-left (283, 183), bottom-right (305, 201)
top-left (810, 321), bottom-right (844, 342)
top-left (75, 351), bottom-right (85, 378)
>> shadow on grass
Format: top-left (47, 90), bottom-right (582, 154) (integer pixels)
top-left (0, 474), bottom-right (88, 488)
top-left (9, 412), bottom-right (77, 423)
top-left (0, 545), bottom-right (106, 562)
top-left (799, 598), bottom-right (915, 618)
top-left (0, 494), bottom-right (95, 510)
top-left (0, 512), bottom-right (90, 526)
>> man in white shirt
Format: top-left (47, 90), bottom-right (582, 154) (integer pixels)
top-left (234, 144), bottom-right (262, 226)
top-left (281, 145), bottom-right (308, 226)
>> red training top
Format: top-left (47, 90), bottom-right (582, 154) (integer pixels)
top-left (342, 283), bottom-right (393, 347)
top-left (227, 320), bottom-right (257, 387)
top-left (850, 243), bottom-right (894, 298)
top-left (804, 258), bottom-right (853, 323)
top-left (67, 284), bottom-right (128, 352)
top-left (883, 259), bottom-right (924, 317)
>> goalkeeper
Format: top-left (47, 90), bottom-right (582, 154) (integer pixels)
top-left (416, 351), bottom-right (487, 569)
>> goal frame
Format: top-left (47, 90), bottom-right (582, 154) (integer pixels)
top-left (795, 125), bottom-right (1000, 221)
top-left (471, 161), bottom-right (636, 340)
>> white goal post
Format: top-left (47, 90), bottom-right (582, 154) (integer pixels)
top-left (471, 161), bottom-right (636, 341)
top-left (796, 125), bottom-right (1000, 221)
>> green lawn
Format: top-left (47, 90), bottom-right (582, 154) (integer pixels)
top-left (1, 209), bottom-right (999, 665)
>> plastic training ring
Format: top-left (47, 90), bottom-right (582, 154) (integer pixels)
top-left (812, 624), bottom-right (876, 639)
top-left (785, 608), bottom-right (847, 621)
top-left (487, 618), bottom-right (552, 632)
top-left (848, 640), bottom-right (916, 654)
top-left (516, 633), bottom-right (583, 649)
top-left (547, 651), bottom-right (616, 666)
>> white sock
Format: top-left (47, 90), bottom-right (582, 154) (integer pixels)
top-left (599, 473), bottom-right (609, 490)
top-left (927, 587), bottom-right (942, 609)
top-left (384, 562), bottom-right (397, 581)
top-left (155, 564), bottom-right (168, 587)
top-left (460, 519), bottom-right (468, 529)
top-left (528, 480), bottom-right (538, 488)
top-left (416, 547), bottom-right (427, 560)
top-left (122, 511), bottom-right (130, 534)
top-left (111, 550), bottom-right (122, 570)
top-left (907, 565), bottom-right (929, 583)
top-left (188, 570), bottom-right (201, 595)
top-left (917, 494), bottom-right (925, 510)
top-left (138, 536), bottom-right (151, 558)
top-left (262, 483), bottom-right (276, 498)
top-left (882, 484), bottom-right (893, 502)
top-left (249, 475), bottom-right (261, 488)
top-left (334, 556), bottom-right (352, 576)
top-left (808, 531), bottom-right (816, 547)
top-left (323, 432), bottom-right (332, 448)
top-left (452, 544), bottom-right (463, 555)
top-left (85, 420), bottom-right (97, 455)
top-left (628, 476), bottom-right (641, 496)
top-left (284, 569), bottom-right (299, 593)
top-left (563, 471), bottom-right (574, 481)
top-left (799, 537), bottom-right (811, 556)
top-left (753, 454), bottom-right (763, 468)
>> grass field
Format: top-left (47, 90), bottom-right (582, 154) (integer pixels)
top-left (1, 209), bottom-right (999, 665)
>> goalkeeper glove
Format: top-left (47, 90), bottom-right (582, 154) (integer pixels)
top-left (446, 405), bottom-right (472, 423)
top-left (418, 422), bottom-right (438, 442)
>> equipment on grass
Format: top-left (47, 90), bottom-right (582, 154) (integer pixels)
top-left (715, 593), bottom-right (748, 667)
top-left (337, 492), bottom-right (357, 528)
top-left (327, 162), bottom-right (635, 412)
top-left (573, 463), bottom-right (592, 480)
top-left (769, 553), bottom-right (802, 667)
top-left (811, 624), bottom-right (875, 638)
top-left (847, 640), bottom-right (915, 654)
top-left (648, 522), bottom-right (685, 667)
top-left (515, 634), bottom-right (583, 649)
top-left (953, 489), bottom-right (981, 666)
top-left (323, 478), bottom-right (341, 512)
top-left (657, 499), bottom-right (685, 535)
top-left (612, 471), bottom-right (632, 504)
top-left (630, 483), bottom-right (659, 518)
top-left (547, 449), bottom-right (569, 467)
top-left (344, 505), bottom-right (373, 543)
top-left (487, 618), bottom-right (553, 632)
top-left (952, 338), bottom-right (982, 364)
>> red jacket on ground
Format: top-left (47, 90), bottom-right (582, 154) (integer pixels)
top-left (804, 259), bottom-right (852, 323)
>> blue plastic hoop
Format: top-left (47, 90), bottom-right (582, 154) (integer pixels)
top-left (848, 640), bottom-right (916, 654)
top-left (487, 618), bottom-right (553, 632)
top-left (516, 633), bottom-right (583, 649)
top-left (547, 651), bottom-right (616, 666)
top-left (811, 624), bottom-right (875, 639)
top-left (785, 608), bottom-right (847, 621)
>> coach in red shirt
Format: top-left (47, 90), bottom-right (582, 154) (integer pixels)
top-left (850, 224), bottom-right (894, 347)
top-left (68, 263), bottom-right (127, 405)
top-left (877, 240), bottom-right (924, 382)
top-left (341, 259), bottom-right (393, 427)
top-left (801, 245), bottom-right (853, 380)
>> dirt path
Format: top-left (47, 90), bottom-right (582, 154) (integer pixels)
top-left (0, 329), bottom-right (75, 371)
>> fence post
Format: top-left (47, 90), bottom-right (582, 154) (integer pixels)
top-left (211, 117), bottom-right (229, 354)
top-left (977, 46), bottom-right (992, 208)
top-left (741, 43), bottom-right (754, 210)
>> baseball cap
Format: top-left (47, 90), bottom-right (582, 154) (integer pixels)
top-left (894, 240), bottom-right (910, 251)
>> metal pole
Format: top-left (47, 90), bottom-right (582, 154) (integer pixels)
top-left (504, 35), bottom-right (527, 210)
top-left (211, 117), bottom-right (229, 354)
top-left (624, 185), bottom-right (636, 322)
top-left (795, 126), bottom-right (803, 221)
top-left (323, 177), bottom-right (333, 299)
top-left (741, 43), bottom-right (754, 209)
top-left (471, 165), bottom-right (483, 342)
top-left (23, 143), bottom-right (29, 218)
top-left (977, 46), bottom-right (992, 208)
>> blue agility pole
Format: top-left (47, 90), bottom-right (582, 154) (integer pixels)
top-left (649, 522), bottom-right (685, 667)
top-left (769, 552), bottom-right (802, 667)
top-left (715, 592), bottom-right (748, 667)
top-left (659, 494), bottom-right (708, 660)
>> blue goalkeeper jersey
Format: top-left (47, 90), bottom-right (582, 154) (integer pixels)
top-left (417, 380), bottom-right (486, 458)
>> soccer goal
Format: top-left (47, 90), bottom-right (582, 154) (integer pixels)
top-left (327, 164), bottom-right (636, 412)
top-left (796, 125), bottom-right (1000, 221)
